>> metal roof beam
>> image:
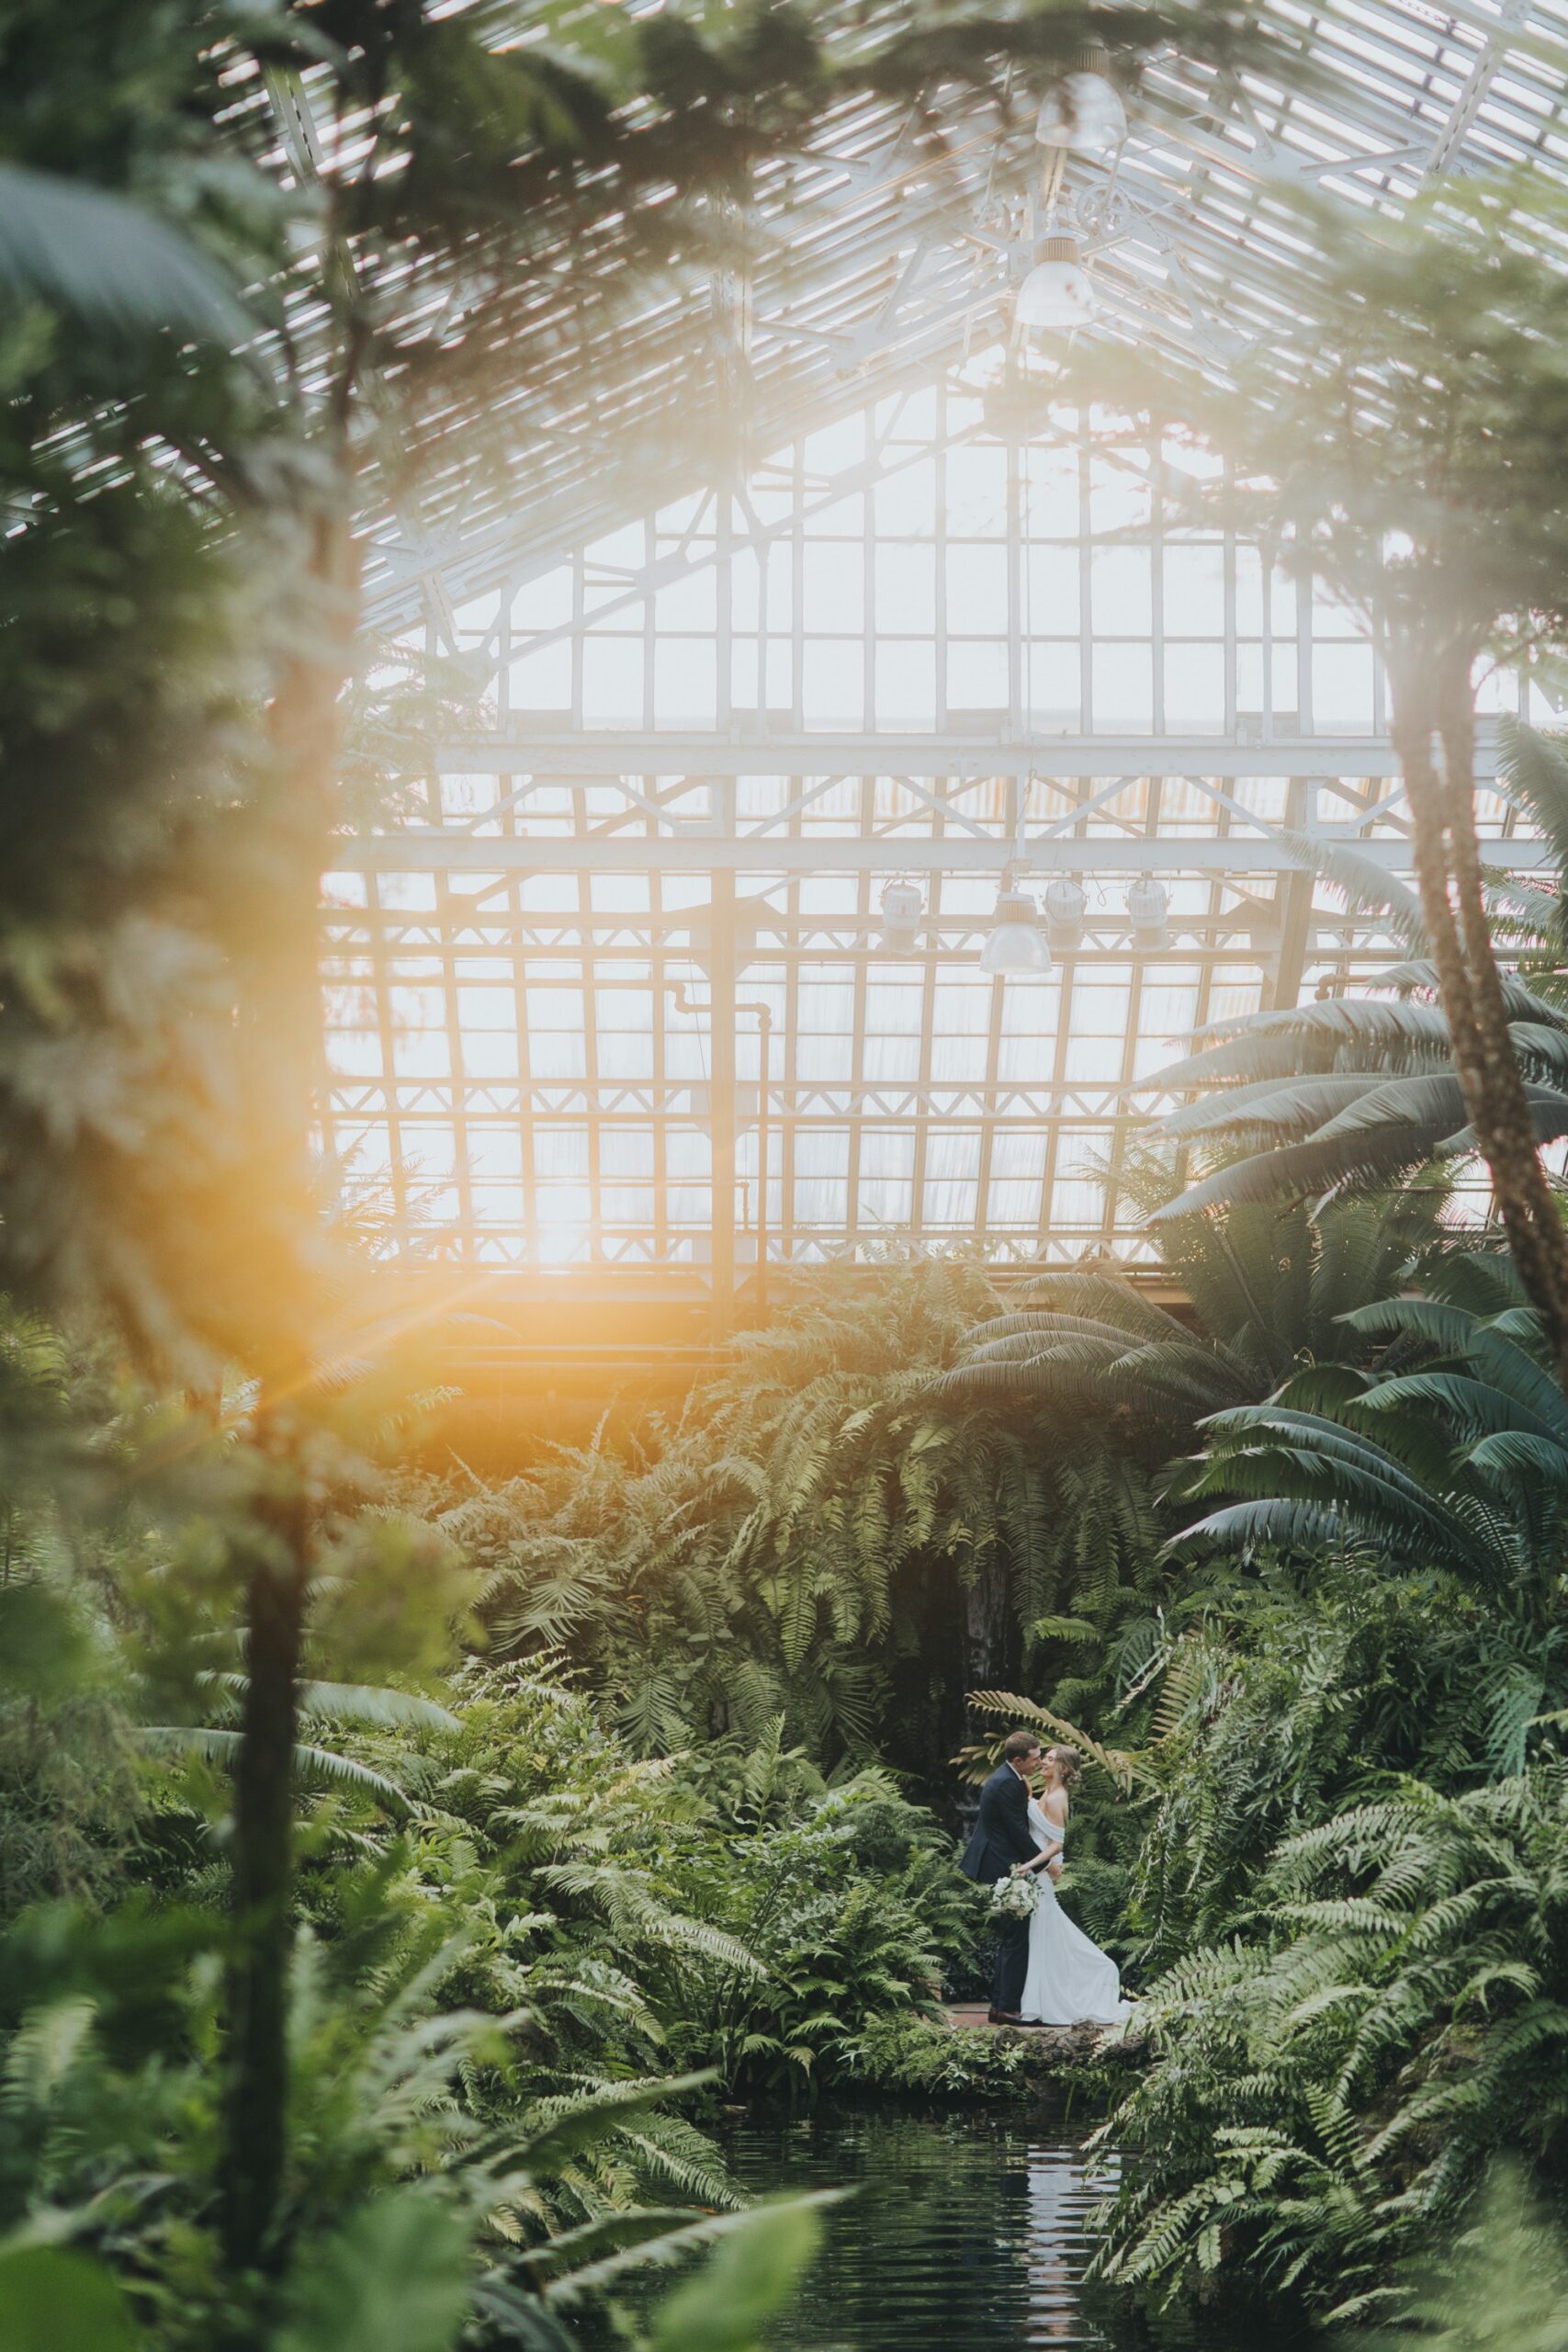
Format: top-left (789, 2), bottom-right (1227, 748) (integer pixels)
top-left (335, 831), bottom-right (1550, 876)
top-left (425, 729), bottom-right (1490, 781)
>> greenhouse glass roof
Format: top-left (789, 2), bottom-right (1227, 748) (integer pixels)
top-left (323, 0), bottom-right (1568, 1317)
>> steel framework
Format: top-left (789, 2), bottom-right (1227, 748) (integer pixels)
top-left (325, 0), bottom-right (1568, 1326)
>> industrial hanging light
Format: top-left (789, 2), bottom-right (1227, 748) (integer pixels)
top-left (980, 887), bottom-right (1052, 977)
top-left (879, 878), bottom-right (925, 949)
top-left (1016, 233), bottom-right (1098, 333)
top-left (1043, 877), bottom-right (1088, 954)
top-left (1034, 38), bottom-right (1127, 157)
top-left (1034, 74), bottom-right (1127, 158)
top-left (1127, 877), bottom-right (1170, 950)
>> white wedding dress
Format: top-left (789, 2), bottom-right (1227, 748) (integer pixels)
top-left (1019, 1796), bottom-right (1128, 2027)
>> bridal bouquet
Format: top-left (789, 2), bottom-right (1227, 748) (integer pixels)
top-left (989, 1871), bottom-right (1041, 1921)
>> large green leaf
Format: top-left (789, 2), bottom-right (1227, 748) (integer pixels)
top-left (1147, 1125), bottom-right (1445, 1222)
top-left (1013, 1272), bottom-right (1192, 1340)
top-left (1198, 1406), bottom-right (1454, 1525)
top-left (960, 1311), bottom-right (1161, 1350)
top-left (1462, 1430), bottom-right (1568, 1488)
top-left (197, 1672), bottom-right (459, 1732)
top-left (1497, 716), bottom-right (1568, 876)
top-left (1310, 1072), bottom-right (1472, 1140)
top-left (513, 2072), bottom-right (717, 2177)
top-left (1354, 1373), bottom-right (1562, 1446)
top-left (1151, 998), bottom-right (1453, 1092)
top-left (0, 2248), bottom-right (140, 2352)
top-left (1439, 1091), bottom-right (1568, 1155)
top-left (276, 2188), bottom-right (472, 2352)
top-left (0, 164), bottom-right (251, 344)
top-left (1274, 831), bottom-right (1427, 949)
top-left (1463, 1329), bottom-right (1568, 1440)
top-left (1377, 958), bottom-right (1568, 1028)
top-left (137, 1726), bottom-right (414, 1812)
top-left (1158, 1073), bottom-right (1388, 1140)
top-left (1338, 1297), bottom-right (1482, 1352)
top-left (298, 1680), bottom-right (459, 1732)
top-left (1165, 1498), bottom-right (1347, 1557)
top-left (1506, 1023), bottom-right (1568, 1083)
top-left (647, 2200), bottom-right (824, 2352)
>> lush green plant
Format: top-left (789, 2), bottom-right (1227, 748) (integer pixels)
top-left (1168, 1250), bottom-right (1568, 1599)
top-left (942, 1186), bottom-right (1453, 1424)
top-left (0, 1627), bottom-right (921, 2346)
top-left (415, 1260), bottom-right (1145, 1784)
top-left (1094, 1766), bottom-right (1568, 2325)
top-left (0, 1876), bottom-right (828, 2350)
top-left (1125, 727), bottom-right (1568, 1229)
top-left (332, 1676), bottom-right (981, 2097)
top-left (838, 2009), bottom-right (1124, 2102)
top-left (939, 1184), bottom-right (1453, 1764)
top-left (1362, 2160), bottom-right (1568, 2352)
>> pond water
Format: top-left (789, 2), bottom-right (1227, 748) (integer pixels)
top-left (709, 2107), bottom-right (1206, 2352)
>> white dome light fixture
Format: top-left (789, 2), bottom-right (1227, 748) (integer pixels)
top-left (980, 888), bottom-right (1052, 977)
top-left (1127, 877), bottom-right (1170, 950)
top-left (1035, 34), bottom-right (1128, 158)
top-left (1043, 877), bottom-right (1088, 954)
top-left (1016, 233), bottom-right (1098, 333)
top-left (879, 877), bottom-right (925, 948)
top-left (1034, 68), bottom-right (1127, 157)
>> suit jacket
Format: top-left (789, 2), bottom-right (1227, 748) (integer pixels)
top-left (960, 1762), bottom-right (1038, 1885)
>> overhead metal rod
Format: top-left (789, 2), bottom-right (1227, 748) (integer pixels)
top-left (336, 832), bottom-right (1551, 876)
top-left (430, 732), bottom-right (1483, 782)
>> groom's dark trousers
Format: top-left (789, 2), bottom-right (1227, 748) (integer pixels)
top-left (960, 1762), bottom-right (1038, 2016)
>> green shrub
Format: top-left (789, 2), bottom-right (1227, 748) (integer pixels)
top-left (1095, 1765), bottom-right (1568, 2324)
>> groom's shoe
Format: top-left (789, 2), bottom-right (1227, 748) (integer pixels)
top-left (987, 2008), bottom-right (1024, 2026)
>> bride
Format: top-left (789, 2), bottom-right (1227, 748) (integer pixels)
top-left (1012, 1746), bottom-right (1128, 2027)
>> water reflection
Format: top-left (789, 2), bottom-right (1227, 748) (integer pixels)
top-left (705, 2110), bottom-right (1143, 2351)
top-left (1024, 2148), bottom-right (1118, 2345)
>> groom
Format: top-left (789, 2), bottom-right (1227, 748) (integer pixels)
top-left (961, 1729), bottom-right (1046, 2025)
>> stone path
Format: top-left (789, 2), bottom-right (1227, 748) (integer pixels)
top-left (942, 2006), bottom-right (1142, 2064)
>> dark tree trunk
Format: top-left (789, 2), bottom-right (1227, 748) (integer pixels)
top-left (218, 490), bottom-right (362, 2285)
top-left (219, 1473), bottom-right (309, 2276)
top-left (1390, 643), bottom-right (1568, 1395)
top-left (964, 1550), bottom-right (1012, 1693)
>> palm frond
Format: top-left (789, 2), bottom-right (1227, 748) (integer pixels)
top-left (136, 1725), bottom-right (415, 1813)
top-left (0, 163), bottom-right (252, 343)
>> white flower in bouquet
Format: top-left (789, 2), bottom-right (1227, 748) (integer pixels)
top-left (989, 1871), bottom-right (1040, 1921)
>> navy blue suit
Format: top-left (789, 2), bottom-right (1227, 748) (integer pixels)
top-left (961, 1762), bottom-right (1038, 2014)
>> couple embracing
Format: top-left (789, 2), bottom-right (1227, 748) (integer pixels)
top-left (961, 1729), bottom-right (1128, 2029)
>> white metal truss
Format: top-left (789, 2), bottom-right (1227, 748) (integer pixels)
top-left (362, 0), bottom-right (1568, 629)
top-left (326, 0), bottom-right (1568, 1313)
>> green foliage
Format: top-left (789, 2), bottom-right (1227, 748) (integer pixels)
top-left (837, 2009), bottom-right (1104, 2100)
top-left (19, 21), bottom-right (1568, 2352)
top-left (416, 1261), bottom-right (1145, 1777)
top-left (273, 2190), bottom-right (471, 2352)
top-left (1095, 1766), bottom-right (1568, 2324)
top-left (335, 1673), bottom-right (978, 2097)
top-left (0, 2246), bottom-right (141, 2352)
top-left (644, 2199), bottom-right (822, 2352)
top-left (1169, 1250), bottom-right (1568, 1594)
top-left (1368, 2162), bottom-right (1568, 2352)
top-left (1137, 872), bottom-right (1568, 1223)
top-left (942, 1183), bottom-right (1452, 1419)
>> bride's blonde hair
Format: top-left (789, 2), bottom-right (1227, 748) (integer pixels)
top-left (1044, 1745), bottom-right (1083, 1789)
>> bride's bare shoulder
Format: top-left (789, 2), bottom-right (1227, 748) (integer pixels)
top-left (1041, 1789), bottom-right (1069, 1824)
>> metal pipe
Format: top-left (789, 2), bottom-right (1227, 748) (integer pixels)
top-left (737, 1000), bottom-right (773, 1324)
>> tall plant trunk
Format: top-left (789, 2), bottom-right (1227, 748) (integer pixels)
top-left (219, 490), bottom-right (362, 2281)
top-left (1390, 644), bottom-right (1568, 1392)
top-left (219, 1481), bottom-right (310, 2276)
top-left (964, 1551), bottom-right (1011, 1693)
